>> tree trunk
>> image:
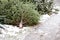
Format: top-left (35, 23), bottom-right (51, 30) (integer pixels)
top-left (19, 20), bottom-right (23, 28)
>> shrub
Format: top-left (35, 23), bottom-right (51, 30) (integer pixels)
top-left (0, 0), bottom-right (40, 26)
top-left (20, 0), bottom-right (54, 15)
top-left (35, 0), bottom-right (54, 15)
top-left (21, 3), bottom-right (40, 26)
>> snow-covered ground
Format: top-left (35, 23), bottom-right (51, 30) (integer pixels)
top-left (0, 14), bottom-right (51, 40)
top-left (0, 0), bottom-right (60, 40)
top-left (0, 10), bottom-right (59, 40)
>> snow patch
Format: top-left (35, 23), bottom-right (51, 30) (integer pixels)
top-left (39, 14), bottom-right (50, 23)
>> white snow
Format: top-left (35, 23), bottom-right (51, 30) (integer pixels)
top-left (0, 1), bottom-right (60, 40)
top-left (39, 14), bottom-right (50, 23)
